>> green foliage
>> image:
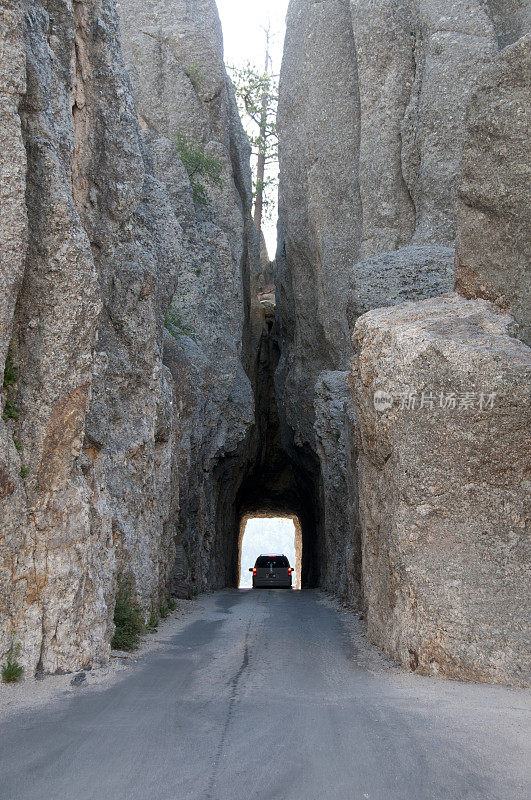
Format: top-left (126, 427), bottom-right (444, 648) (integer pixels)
top-left (111, 577), bottom-right (145, 651)
top-left (2, 637), bottom-right (24, 684)
top-left (3, 348), bottom-right (17, 388)
top-left (185, 61), bottom-right (204, 90)
top-left (174, 133), bottom-right (222, 206)
top-left (159, 597), bottom-right (176, 619)
top-left (3, 398), bottom-right (19, 422)
top-left (228, 61), bottom-right (279, 221)
top-left (20, 466), bottom-right (29, 479)
top-left (164, 305), bottom-right (199, 342)
top-left (228, 63), bottom-right (278, 155)
top-left (2, 346), bottom-right (19, 422)
top-left (146, 609), bottom-right (159, 632)
top-left (13, 436), bottom-right (22, 452)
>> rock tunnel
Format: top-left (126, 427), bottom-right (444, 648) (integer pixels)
top-left (0, 0), bottom-right (528, 688)
top-left (211, 297), bottom-right (324, 592)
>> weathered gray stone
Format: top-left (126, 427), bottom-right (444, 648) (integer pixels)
top-left (349, 0), bottom-right (498, 254)
top-left (456, 35), bottom-right (531, 345)
top-left (1, 0), bottom-right (107, 674)
top-left (347, 245), bottom-right (455, 324)
top-left (276, 0), bottom-right (498, 457)
top-left (486, 0), bottom-right (530, 48)
top-left (275, 1), bottom-right (522, 649)
top-left (117, 0), bottom-right (260, 592)
top-left (0, 1), bottom-right (26, 370)
top-left (0, 0), bottom-right (259, 675)
top-left (276, 0), bottom-right (362, 450)
top-left (314, 371), bottom-right (361, 605)
top-left (0, 0), bottom-right (30, 666)
top-left (399, 0), bottom-right (497, 245)
top-left (348, 0), bottom-right (416, 256)
top-left (351, 294), bottom-right (531, 685)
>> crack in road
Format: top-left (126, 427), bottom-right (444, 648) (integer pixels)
top-left (205, 618), bottom-right (252, 799)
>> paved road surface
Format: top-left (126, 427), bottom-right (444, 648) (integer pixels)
top-left (1, 590), bottom-right (529, 799)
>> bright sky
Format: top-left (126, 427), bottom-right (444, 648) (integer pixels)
top-left (239, 517), bottom-right (296, 588)
top-left (218, 0), bottom-right (288, 73)
top-left (217, 0), bottom-right (289, 256)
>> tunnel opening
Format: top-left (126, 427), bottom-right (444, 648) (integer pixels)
top-left (215, 294), bottom-right (323, 591)
top-left (238, 514), bottom-right (302, 589)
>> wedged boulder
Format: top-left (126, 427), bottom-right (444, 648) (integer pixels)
top-left (456, 35), bottom-right (531, 345)
top-left (351, 294), bottom-right (530, 685)
top-left (347, 245), bottom-right (455, 324)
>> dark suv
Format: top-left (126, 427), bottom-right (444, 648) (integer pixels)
top-left (250, 554), bottom-right (293, 588)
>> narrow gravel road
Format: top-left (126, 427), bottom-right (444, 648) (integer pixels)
top-left (1, 590), bottom-right (529, 800)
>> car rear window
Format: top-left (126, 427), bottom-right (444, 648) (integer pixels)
top-left (255, 556), bottom-right (289, 568)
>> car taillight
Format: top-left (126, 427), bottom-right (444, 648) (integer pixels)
top-left (252, 568), bottom-right (257, 575)
top-left (288, 568), bottom-right (292, 574)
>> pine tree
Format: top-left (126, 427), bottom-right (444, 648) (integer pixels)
top-left (229, 26), bottom-right (279, 235)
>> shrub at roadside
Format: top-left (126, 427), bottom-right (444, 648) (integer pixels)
top-left (1, 637), bottom-right (24, 683)
top-left (111, 577), bottom-right (145, 651)
top-left (159, 597), bottom-right (176, 619)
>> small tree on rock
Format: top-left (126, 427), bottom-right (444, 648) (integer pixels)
top-left (229, 26), bottom-right (279, 236)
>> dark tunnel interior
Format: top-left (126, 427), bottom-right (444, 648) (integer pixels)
top-left (224, 305), bottom-right (323, 590)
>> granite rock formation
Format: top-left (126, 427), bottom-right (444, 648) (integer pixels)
top-left (1, 0), bottom-right (118, 673)
top-left (456, 34), bottom-right (531, 345)
top-left (276, 0), bottom-right (505, 467)
top-left (351, 295), bottom-right (530, 684)
top-left (275, 0), bottom-right (530, 683)
top-left (0, 0), bottom-right (260, 674)
top-left (116, 0), bottom-right (261, 594)
top-left (346, 246), bottom-right (455, 323)
top-left (0, 0), bottom-right (529, 688)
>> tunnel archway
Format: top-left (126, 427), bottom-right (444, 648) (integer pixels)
top-left (238, 514), bottom-right (302, 589)
top-left (232, 460), bottom-right (321, 589)
top-left (216, 298), bottom-right (323, 591)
